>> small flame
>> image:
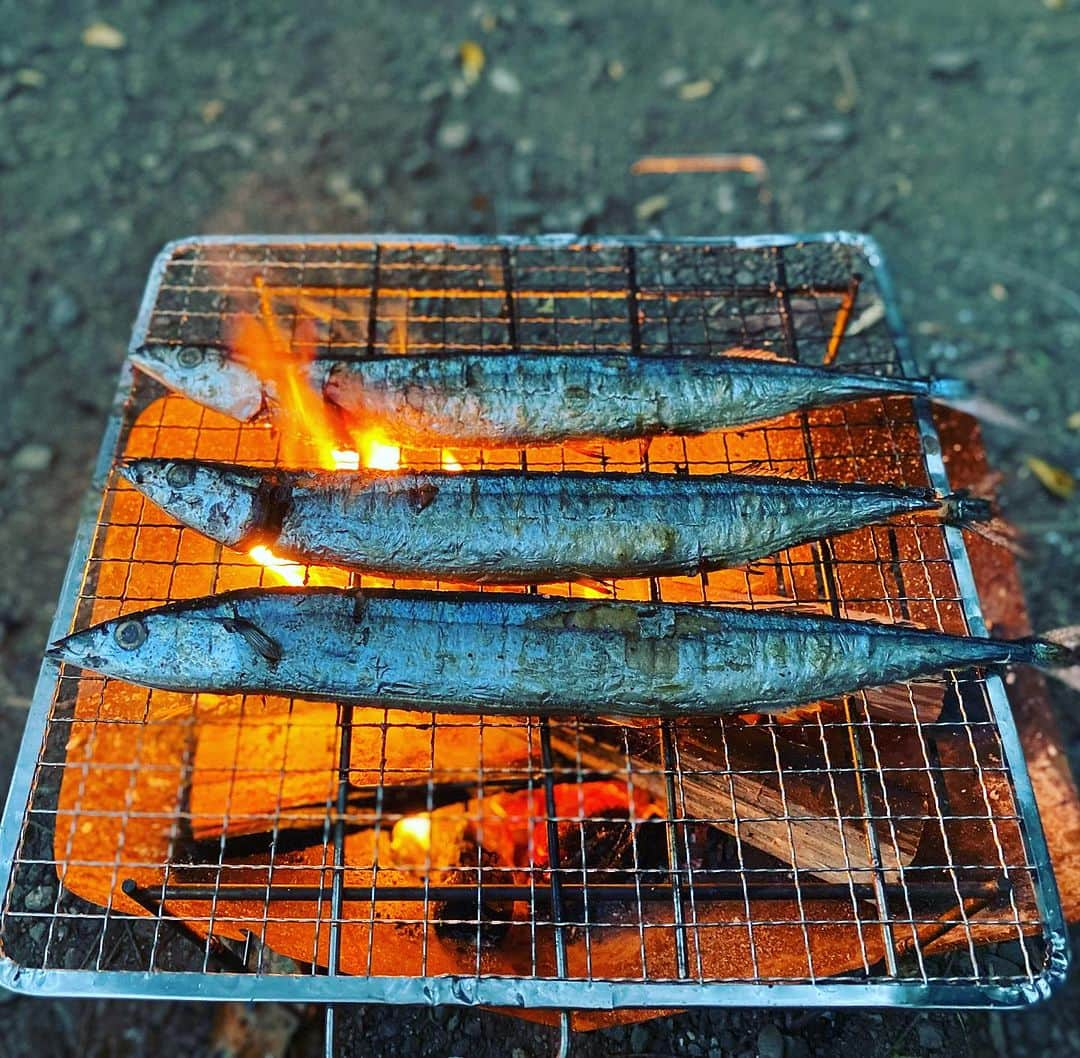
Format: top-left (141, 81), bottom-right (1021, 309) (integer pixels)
top-left (249, 545), bottom-right (306, 587)
top-left (361, 432), bottom-right (401, 471)
top-left (331, 448), bottom-right (361, 471)
top-left (442, 450), bottom-right (463, 472)
top-left (231, 282), bottom-right (405, 474)
top-left (390, 813), bottom-right (432, 865)
top-left (230, 279), bottom-right (350, 471)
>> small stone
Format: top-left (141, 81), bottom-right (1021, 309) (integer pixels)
top-left (755, 1023), bottom-right (785, 1058)
top-left (928, 49), bottom-right (979, 79)
top-left (27, 922), bottom-right (47, 946)
top-left (511, 1049), bottom-right (527, 1058)
top-left (14, 68), bottom-right (45, 89)
top-left (82, 21), bottom-right (126, 49)
top-left (809, 119), bottom-right (855, 146)
top-left (607, 59), bottom-right (626, 80)
top-left (22, 884), bottom-right (55, 911)
top-left (630, 1023), bottom-right (650, 1053)
top-left (679, 78), bottom-right (714, 101)
top-left (11, 443), bottom-right (53, 473)
top-left (436, 120), bottom-right (472, 151)
top-left (489, 67), bottom-right (521, 95)
top-left (46, 286), bottom-right (81, 331)
top-left (916, 1020), bottom-right (945, 1050)
top-left (785, 1036), bottom-right (810, 1058)
top-left (659, 66), bottom-right (688, 88)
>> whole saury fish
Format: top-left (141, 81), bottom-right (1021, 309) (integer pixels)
top-left (130, 344), bottom-right (969, 446)
top-left (120, 458), bottom-right (991, 583)
top-left (47, 588), bottom-right (1069, 718)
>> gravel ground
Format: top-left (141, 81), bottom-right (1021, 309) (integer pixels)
top-left (1, 2), bottom-right (1078, 1055)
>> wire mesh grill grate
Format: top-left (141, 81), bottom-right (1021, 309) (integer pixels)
top-left (0, 234), bottom-right (1065, 1007)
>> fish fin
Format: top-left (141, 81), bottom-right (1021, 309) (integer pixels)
top-left (221, 617), bottom-right (284, 663)
top-left (566, 441), bottom-right (606, 460)
top-left (941, 395), bottom-right (1030, 432)
top-left (963, 517), bottom-right (1030, 558)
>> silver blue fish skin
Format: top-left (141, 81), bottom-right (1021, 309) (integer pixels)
top-left (119, 458), bottom-right (961, 583)
top-left (47, 588), bottom-right (1058, 718)
top-left (130, 344), bottom-right (965, 445)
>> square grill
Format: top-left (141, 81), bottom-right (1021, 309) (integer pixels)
top-left (0, 233), bottom-right (1067, 1008)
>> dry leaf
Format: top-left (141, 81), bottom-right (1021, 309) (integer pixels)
top-left (459, 40), bottom-right (485, 85)
top-left (82, 21), bottom-right (126, 49)
top-left (200, 99), bottom-right (224, 123)
top-left (607, 59), bottom-right (626, 80)
top-left (635, 194), bottom-right (669, 222)
top-left (1067, 410), bottom-right (1080, 431)
top-left (1026, 456), bottom-right (1076, 499)
top-left (679, 78), bottom-right (714, 101)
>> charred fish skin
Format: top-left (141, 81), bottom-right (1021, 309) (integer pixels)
top-left (120, 458), bottom-right (954, 583)
top-left (47, 588), bottom-right (1064, 718)
top-left (130, 343), bottom-right (967, 445)
top-left (323, 354), bottom-right (968, 447)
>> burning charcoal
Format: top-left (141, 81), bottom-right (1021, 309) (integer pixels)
top-left (433, 839), bottom-right (515, 949)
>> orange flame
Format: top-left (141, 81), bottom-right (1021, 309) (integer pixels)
top-left (231, 278), bottom-right (403, 474)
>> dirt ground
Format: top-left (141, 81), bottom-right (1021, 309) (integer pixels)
top-left (1, 1), bottom-right (1078, 1055)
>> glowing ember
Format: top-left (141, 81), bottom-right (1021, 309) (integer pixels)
top-left (390, 813), bottom-right (432, 865)
top-left (441, 450), bottom-right (463, 472)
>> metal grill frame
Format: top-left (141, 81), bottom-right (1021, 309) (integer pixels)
top-left (0, 231), bottom-right (1068, 1007)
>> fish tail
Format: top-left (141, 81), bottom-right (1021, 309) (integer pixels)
top-left (1012, 633), bottom-right (1080, 669)
top-left (926, 376), bottom-right (973, 401)
top-left (939, 490), bottom-right (994, 527)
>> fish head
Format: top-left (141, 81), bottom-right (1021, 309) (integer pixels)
top-left (129, 343), bottom-right (267, 421)
top-left (47, 605), bottom-right (192, 686)
top-left (47, 594), bottom-right (285, 690)
top-left (118, 459), bottom-right (272, 548)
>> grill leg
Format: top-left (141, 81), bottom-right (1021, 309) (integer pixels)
top-left (324, 1005), bottom-right (335, 1058)
top-left (556, 1010), bottom-right (571, 1058)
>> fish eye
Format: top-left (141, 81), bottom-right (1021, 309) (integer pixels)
top-left (165, 462), bottom-right (196, 488)
top-left (176, 346), bottom-right (205, 368)
top-left (114, 618), bottom-right (148, 651)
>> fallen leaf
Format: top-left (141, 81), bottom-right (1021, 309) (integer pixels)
top-left (635, 194), bottom-right (669, 222)
top-left (1025, 456), bottom-right (1076, 499)
top-left (82, 21), bottom-right (126, 49)
top-left (989, 281), bottom-right (1008, 301)
top-left (1067, 410), bottom-right (1080, 430)
top-left (679, 78), bottom-right (714, 101)
top-left (459, 40), bottom-right (485, 85)
top-left (200, 98), bottom-right (224, 123)
top-left (607, 59), bottom-right (626, 80)
top-left (846, 297), bottom-right (886, 336)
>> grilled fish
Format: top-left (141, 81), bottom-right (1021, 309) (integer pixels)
top-left (130, 344), bottom-right (969, 446)
top-left (47, 588), bottom-right (1068, 718)
top-left (120, 458), bottom-right (991, 584)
